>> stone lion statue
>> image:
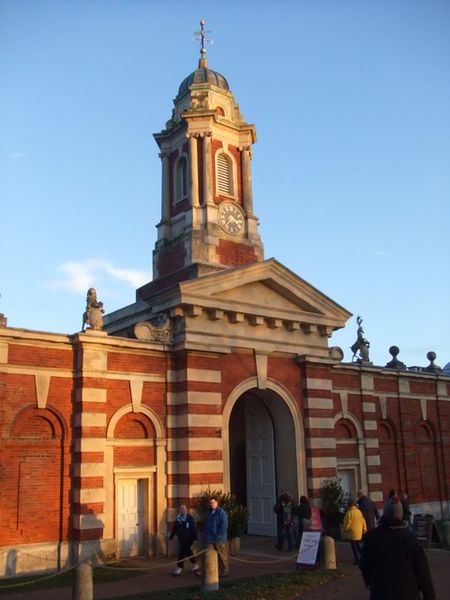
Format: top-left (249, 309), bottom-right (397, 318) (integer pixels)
top-left (82, 288), bottom-right (104, 332)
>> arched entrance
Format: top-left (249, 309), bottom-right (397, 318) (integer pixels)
top-left (224, 380), bottom-right (305, 536)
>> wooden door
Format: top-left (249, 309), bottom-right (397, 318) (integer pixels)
top-left (245, 396), bottom-right (277, 535)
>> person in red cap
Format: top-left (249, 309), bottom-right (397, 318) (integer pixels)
top-left (359, 495), bottom-right (435, 599)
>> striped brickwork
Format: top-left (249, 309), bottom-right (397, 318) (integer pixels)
top-left (72, 335), bottom-right (108, 542)
top-left (360, 373), bottom-right (383, 502)
top-left (301, 366), bottom-right (337, 497)
top-left (167, 362), bottom-right (224, 513)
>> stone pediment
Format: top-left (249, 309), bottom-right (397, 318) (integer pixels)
top-left (177, 258), bottom-right (350, 329)
top-left (153, 258), bottom-right (353, 357)
top-left (106, 259), bottom-right (351, 357)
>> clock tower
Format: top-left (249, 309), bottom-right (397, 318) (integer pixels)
top-left (137, 22), bottom-right (263, 301)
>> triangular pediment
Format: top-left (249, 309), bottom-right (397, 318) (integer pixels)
top-left (178, 258), bottom-right (351, 329)
top-left (213, 280), bottom-right (321, 314)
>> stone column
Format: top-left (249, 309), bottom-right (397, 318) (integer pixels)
top-left (241, 145), bottom-right (254, 216)
top-left (160, 151), bottom-right (170, 223)
top-left (189, 134), bottom-right (199, 207)
top-left (203, 131), bottom-right (213, 205)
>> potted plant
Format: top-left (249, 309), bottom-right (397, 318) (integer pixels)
top-left (319, 476), bottom-right (348, 540)
top-left (196, 488), bottom-right (249, 555)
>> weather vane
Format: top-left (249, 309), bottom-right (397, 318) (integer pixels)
top-left (193, 20), bottom-right (213, 65)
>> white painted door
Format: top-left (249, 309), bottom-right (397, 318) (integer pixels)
top-left (117, 480), bottom-right (139, 557)
top-left (245, 396), bottom-right (277, 535)
top-left (338, 469), bottom-right (356, 500)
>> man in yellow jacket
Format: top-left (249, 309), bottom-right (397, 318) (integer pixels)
top-left (343, 499), bottom-right (367, 565)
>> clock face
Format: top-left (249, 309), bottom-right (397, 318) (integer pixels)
top-left (218, 202), bottom-right (244, 234)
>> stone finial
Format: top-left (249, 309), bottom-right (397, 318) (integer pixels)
top-left (424, 351), bottom-right (442, 373)
top-left (385, 346), bottom-right (406, 370)
top-left (194, 19), bottom-right (212, 68)
top-left (329, 346), bottom-right (344, 362)
top-left (81, 288), bottom-right (104, 332)
top-left (350, 316), bottom-right (371, 364)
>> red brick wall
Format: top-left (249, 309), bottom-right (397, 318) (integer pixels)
top-left (217, 239), bottom-right (257, 267)
top-left (156, 241), bottom-right (186, 277)
top-left (1, 332), bottom-right (449, 550)
top-left (1, 403), bottom-right (71, 545)
top-left (108, 352), bottom-right (166, 375)
top-left (115, 412), bottom-right (156, 438)
top-left (8, 344), bottom-right (73, 369)
top-left (0, 358), bottom-right (74, 547)
top-left (114, 446), bottom-right (155, 467)
top-left (330, 368), bottom-right (450, 508)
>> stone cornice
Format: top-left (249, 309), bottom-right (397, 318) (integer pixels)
top-left (331, 361), bottom-right (450, 381)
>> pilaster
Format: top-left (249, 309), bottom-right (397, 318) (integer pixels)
top-left (72, 331), bottom-right (108, 546)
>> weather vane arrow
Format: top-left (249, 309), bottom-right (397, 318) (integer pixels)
top-left (193, 19), bottom-right (213, 67)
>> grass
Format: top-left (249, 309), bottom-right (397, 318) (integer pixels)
top-left (0, 565), bottom-right (141, 595)
top-left (103, 568), bottom-right (349, 600)
top-left (0, 567), bottom-right (348, 599)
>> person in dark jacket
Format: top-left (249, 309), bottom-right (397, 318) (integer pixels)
top-left (382, 488), bottom-right (397, 520)
top-left (296, 495), bottom-right (312, 545)
top-left (273, 492), bottom-right (295, 551)
top-left (204, 497), bottom-right (229, 576)
top-left (400, 491), bottom-right (412, 527)
top-left (169, 505), bottom-right (199, 576)
top-left (359, 497), bottom-right (435, 600)
top-left (357, 489), bottom-right (380, 531)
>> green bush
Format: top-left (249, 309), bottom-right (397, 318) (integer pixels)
top-left (319, 476), bottom-right (348, 526)
top-left (196, 487), bottom-right (250, 539)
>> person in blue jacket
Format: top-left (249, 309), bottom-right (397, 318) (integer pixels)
top-left (169, 504), bottom-right (199, 576)
top-left (204, 496), bottom-right (229, 576)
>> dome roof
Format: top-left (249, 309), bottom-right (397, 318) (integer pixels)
top-left (177, 67), bottom-right (229, 98)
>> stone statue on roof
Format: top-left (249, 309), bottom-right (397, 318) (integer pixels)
top-left (82, 288), bottom-right (104, 332)
top-left (350, 315), bottom-right (370, 363)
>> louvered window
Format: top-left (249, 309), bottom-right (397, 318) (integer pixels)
top-left (175, 156), bottom-right (188, 201)
top-left (217, 153), bottom-right (233, 195)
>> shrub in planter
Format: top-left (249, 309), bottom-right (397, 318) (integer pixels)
top-left (319, 476), bottom-right (349, 539)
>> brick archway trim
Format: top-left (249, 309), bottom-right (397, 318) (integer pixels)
top-left (106, 404), bottom-right (164, 440)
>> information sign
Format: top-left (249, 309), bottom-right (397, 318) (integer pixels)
top-left (296, 531), bottom-right (321, 567)
top-left (412, 514), bottom-right (442, 548)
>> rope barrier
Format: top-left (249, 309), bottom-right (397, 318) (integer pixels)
top-left (228, 540), bottom-right (319, 564)
top-left (97, 548), bottom-right (208, 571)
top-left (0, 549), bottom-right (60, 562)
top-left (0, 562), bottom-right (78, 590)
top-left (0, 540), bottom-right (320, 589)
top-left (229, 552), bottom-right (298, 564)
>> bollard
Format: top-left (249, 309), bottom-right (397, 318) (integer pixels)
top-left (323, 536), bottom-right (336, 569)
top-left (72, 561), bottom-right (93, 600)
top-left (201, 546), bottom-right (219, 592)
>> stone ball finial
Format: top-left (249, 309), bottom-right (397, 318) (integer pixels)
top-left (424, 351), bottom-right (442, 373)
top-left (329, 346), bottom-right (344, 362)
top-left (385, 345), bottom-right (406, 370)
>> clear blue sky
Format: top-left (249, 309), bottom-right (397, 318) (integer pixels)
top-left (1, 0), bottom-right (449, 368)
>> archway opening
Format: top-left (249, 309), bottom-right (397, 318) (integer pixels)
top-left (228, 388), bottom-right (298, 536)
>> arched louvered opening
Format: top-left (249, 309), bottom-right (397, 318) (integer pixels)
top-left (217, 152), bottom-right (233, 195)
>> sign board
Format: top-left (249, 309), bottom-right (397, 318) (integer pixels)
top-left (296, 531), bottom-right (321, 567)
top-left (412, 514), bottom-right (442, 548)
top-left (310, 506), bottom-right (323, 531)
